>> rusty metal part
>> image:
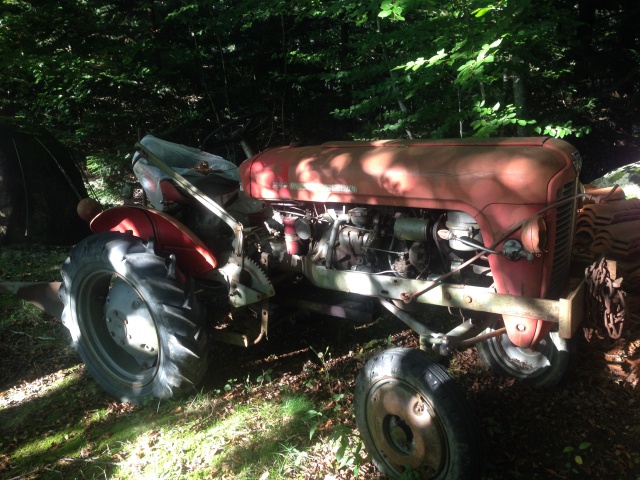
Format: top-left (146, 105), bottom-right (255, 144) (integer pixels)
top-left (253, 299), bottom-right (269, 344)
top-left (459, 327), bottom-right (507, 347)
top-left (584, 258), bottom-right (627, 340)
top-left (558, 276), bottom-right (586, 339)
top-left (304, 263), bottom-right (584, 339)
top-left (210, 305), bottom-right (268, 348)
top-left (219, 255), bottom-right (274, 308)
top-left (365, 379), bottom-right (443, 475)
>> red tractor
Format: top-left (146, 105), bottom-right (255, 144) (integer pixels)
top-left (60, 113), bottom-right (587, 479)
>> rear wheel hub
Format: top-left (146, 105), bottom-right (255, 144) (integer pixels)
top-left (105, 278), bottom-right (159, 367)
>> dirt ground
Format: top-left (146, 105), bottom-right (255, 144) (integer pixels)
top-left (1, 298), bottom-right (639, 479)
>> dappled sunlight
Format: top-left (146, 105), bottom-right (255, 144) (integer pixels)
top-left (296, 157), bottom-right (324, 183)
top-left (9, 423), bottom-right (85, 464)
top-left (245, 140), bottom-right (571, 209)
top-left (361, 150), bottom-right (414, 196)
top-left (110, 393), bottom-right (321, 478)
top-left (328, 152), bottom-right (354, 176)
top-left (0, 364), bottom-right (82, 409)
top-left (248, 157), bottom-right (279, 197)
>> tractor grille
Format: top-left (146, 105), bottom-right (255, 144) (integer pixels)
top-left (548, 179), bottom-right (578, 298)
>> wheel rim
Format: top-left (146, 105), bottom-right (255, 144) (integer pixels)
top-left (491, 332), bottom-right (555, 379)
top-left (365, 378), bottom-right (447, 477)
top-left (76, 269), bottom-right (160, 390)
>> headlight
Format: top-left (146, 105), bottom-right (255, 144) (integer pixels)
top-left (521, 215), bottom-right (547, 254)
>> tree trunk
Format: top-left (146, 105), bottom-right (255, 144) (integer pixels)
top-left (511, 56), bottom-right (527, 137)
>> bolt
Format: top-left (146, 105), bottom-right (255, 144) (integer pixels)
top-left (517, 324), bottom-right (526, 332)
top-left (463, 295), bottom-right (472, 304)
top-left (132, 300), bottom-right (141, 309)
top-left (444, 293), bottom-right (452, 301)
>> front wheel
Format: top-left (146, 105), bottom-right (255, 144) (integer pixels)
top-left (476, 323), bottom-right (575, 389)
top-left (59, 232), bottom-right (209, 404)
top-left (355, 348), bottom-right (483, 479)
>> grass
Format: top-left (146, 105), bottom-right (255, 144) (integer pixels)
top-left (1, 352), bottom-right (374, 479)
top-left (0, 244), bottom-right (69, 281)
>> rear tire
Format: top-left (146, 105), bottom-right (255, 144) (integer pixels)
top-left (355, 348), bottom-right (483, 479)
top-left (59, 231), bottom-right (209, 404)
top-left (476, 323), bottom-right (575, 389)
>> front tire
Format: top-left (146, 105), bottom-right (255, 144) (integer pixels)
top-left (59, 232), bottom-right (209, 404)
top-left (355, 348), bottom-right (483, 479)
top-left (476, 323), bottom-right (575, 389)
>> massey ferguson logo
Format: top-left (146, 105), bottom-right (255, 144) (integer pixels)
top-left (272, 182), bottom-right (357, 193)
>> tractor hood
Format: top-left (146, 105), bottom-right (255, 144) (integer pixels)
top-left (239, 137), bottom-right (578, 213)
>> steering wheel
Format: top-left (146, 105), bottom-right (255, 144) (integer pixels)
top-left (201, 111), bottom-right (270, 151)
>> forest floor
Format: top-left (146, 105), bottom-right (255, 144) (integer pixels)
top-left (0, 244), bottom-right (639, 479)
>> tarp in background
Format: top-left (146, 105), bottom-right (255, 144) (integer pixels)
top-left (0, 123), bottom-right (90, 245)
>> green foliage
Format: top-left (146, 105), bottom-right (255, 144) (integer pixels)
top-left (256, 368), bottom-right (273, 386)
top-left (310, 345), bottom-right (333, 379)
top-left (85, 153), bottom-right (132, 206)
top-left (327, 424), bottom-right (366, 477)
top-left (471, 102), bottom-right (536, 137)
top-left (563, 441), bottom-right (592, 473)
top-left (379, 0), bottom-right (406, 21)
top-left (534, 122), bottom-right (592, 139)
top-left (1, 0), bottom-right (637, 185)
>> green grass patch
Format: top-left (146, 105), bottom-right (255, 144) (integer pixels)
top-left (104, 392), bottom-right (319, 479)
top-left (0, 244), bottom-right (68, 282)
top-left (1, 368), bottom-right (360, 479)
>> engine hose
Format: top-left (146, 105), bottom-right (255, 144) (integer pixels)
top-left (455, 235), bottom-right (499, 254)
top-left (325, 214), bottom-right (349, 269)
top-left (387, 235), bottom-right (401, 277)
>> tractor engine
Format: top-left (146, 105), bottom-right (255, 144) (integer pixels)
top-left (258, 203), bottom-right (490, 287)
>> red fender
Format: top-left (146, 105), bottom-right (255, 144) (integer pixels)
top-left (90, 206), bottom-right (217, 277)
